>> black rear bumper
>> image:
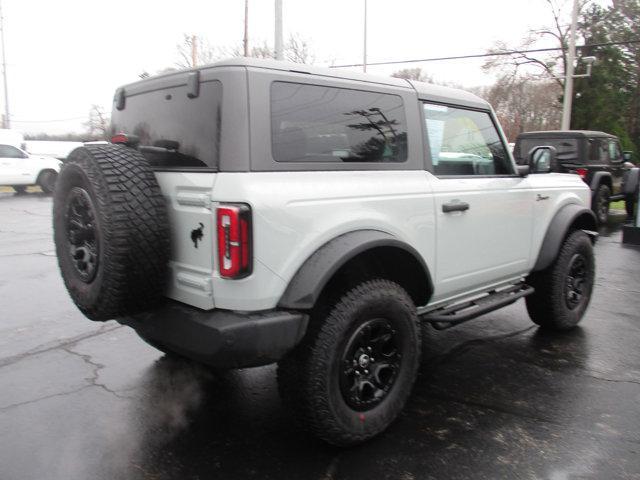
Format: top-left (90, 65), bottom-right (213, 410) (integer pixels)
top-left (118, 302), bottom-right (309, 369)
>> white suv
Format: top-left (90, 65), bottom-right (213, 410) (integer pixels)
top-left (52, 58), bottom-right (597, 446)
top-left (0, 144), bottom-right (61, 193)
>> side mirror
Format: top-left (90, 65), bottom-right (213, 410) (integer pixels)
top-left (623, 161), bottom-right (635, 170)
top-left (517, 165), bottom-right (530, 177)
top-left (623, 151), bottom-right (633, 162)
top-left (528, 146), bottom-right (557, 173)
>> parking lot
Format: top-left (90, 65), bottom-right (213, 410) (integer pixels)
top-left (1, 191), bottom-right (639, 480)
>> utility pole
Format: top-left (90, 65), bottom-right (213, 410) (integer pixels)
top-left (363, 0), bottom-right (368, 72)
top-left (275, 0), bottom-right (283, 60)
top-left (244, 0), bottom-right (249, 57)
top-left (0, 0), bottom-right (9, 129)
top-left (191, 34), bottom-right (198, 67)
top-left (561, 0), bottom-right (579, 130)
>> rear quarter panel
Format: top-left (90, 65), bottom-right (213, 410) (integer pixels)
top-left (210, 171), bottom-right (435, 310)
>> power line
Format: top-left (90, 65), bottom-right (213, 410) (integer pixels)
top-left (329, 40), bottom-right (640, 68)
top-left (11, 116), bottom-right (86, 124)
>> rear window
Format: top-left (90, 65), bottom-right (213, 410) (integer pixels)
top-left (270, 82), bottom-right (407, 163)
top-left (110, 80), bottom-right (222, 169)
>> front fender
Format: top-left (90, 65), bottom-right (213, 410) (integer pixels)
top-left (533, 204), bottom-right (597, 272)
top-left (623, 167), bottom-right (640, 196)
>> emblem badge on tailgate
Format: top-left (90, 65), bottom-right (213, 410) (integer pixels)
top-left (191, 223), bottom-right (204, 248)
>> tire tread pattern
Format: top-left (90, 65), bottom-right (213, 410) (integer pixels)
top-left (526, 230), bottom-right (594, 330)
top-left (277, 279), bottom-right (421, 446)
top-left (54, 144), bottom-right (170, 320)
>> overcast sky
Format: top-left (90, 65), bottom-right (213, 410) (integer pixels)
top-left (2, 0), bottom-right (610, 134)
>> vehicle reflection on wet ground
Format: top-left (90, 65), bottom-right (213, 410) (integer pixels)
top-left (1, 194), bottom-right (638, 479)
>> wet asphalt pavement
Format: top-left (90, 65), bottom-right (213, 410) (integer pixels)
top-left (1, 192), bottom-right (639, 480)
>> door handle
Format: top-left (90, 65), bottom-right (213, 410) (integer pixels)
top-left (442, 201), bottom-right (470, 213)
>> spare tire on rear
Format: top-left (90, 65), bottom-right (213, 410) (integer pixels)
top-left (53, 144), bottom-right (170, 321)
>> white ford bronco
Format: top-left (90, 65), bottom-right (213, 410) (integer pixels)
top-left (53, 58), bottom-right (597, 446)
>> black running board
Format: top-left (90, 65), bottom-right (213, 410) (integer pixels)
top-left (421, 284), bottom-right (535, 331)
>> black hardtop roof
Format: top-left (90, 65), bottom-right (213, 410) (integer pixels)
top-left (516, 130), bottom-right (616, 140)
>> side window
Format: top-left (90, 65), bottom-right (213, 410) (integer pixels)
top-left (588, 139), bottom-right (607, 163)
top-left (0, 145), bottom-right (24, 158)
top-left (270, 82), bottom-right (408, 163)
top-left (608, 140), bottom-right (622, 163)
top-left (422, 103), bottom-right (512, 176)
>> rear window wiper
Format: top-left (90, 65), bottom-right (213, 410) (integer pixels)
top-left (139, 145), bottom-right (176, 154)
top-left (139, 140), bottom-right (181, 154)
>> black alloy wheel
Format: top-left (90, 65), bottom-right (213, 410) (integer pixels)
top-left (564, 253), bottom-right (588, 310)
top-left (65, 187), bottom-right (100, 283)
top-left (339, 318), bottom-right (401, 411)
top-left (593, 184), bottom-right (610, 224)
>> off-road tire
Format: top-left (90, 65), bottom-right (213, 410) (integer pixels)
top-left (53, 144), bottom-right (170, 321)
top-left (37, 170), bottom-right (58, 194)
top-left (592, 183), bottom-right (610, 224)
top-left (526, 230), bottom-right (594, 331)
top-left (277, 279), bottom-right (421, 446)
top-left (626, 193), bottom-right (637, 221)
top-left (13, 185), bottom-right (27, 194)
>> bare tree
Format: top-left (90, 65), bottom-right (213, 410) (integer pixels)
top-left (391, 67), bottom-right (432, 82)
top-left (174, 32), bottom-right (316, 70)
top-left (84, 105), bottom-right (110, 140)
top-left (251, 41), bottom-right (276, 59)
top-left (483, 0), bottom-right (592, 88)
top-left (176, 34), bottom-right (224, 68)
top-left (478, 74), bottom-right (561, 140)
top-left (285, 34), bottom-right (315, 64)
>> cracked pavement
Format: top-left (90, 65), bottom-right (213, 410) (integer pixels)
top-left (1, 193), bottom-right (640, 479)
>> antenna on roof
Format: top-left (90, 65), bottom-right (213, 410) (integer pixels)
top-left (275, 0), bottom-right (283, 60)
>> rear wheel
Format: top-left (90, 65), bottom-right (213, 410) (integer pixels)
top-left (592, 183), bottom-right (610, 224)
top-left (38, 170), bottom-right (58, 194)
top-left (277, 279), bottom-right (421, 446)
top-left (12, 185), bottom-right (27, 194)
top-left (526, 230), bottom-right (595, 331)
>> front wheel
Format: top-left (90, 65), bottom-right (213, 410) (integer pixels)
top-left (38, 170), bottom-right (58, 194)
top-left (277, 279), bottom-right (421, 446)
top-left (626, 193), bottom-right (637, 222)
top-left (526, 230), bottom-right (595, 331)
top-left (592, 184), bottom-right (610, 224)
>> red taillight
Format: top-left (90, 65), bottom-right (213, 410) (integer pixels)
top-left (216, 204), bottom-right (252, 279)
top-left (110, 133), bottom-right (139, 147)
top-left (576, 168), bottom-right (588, 179)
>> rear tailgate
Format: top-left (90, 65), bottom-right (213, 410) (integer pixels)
top-left (111, 71), bottom-right (224, 309)
top-left (155, 172), bottom-right (217, 309)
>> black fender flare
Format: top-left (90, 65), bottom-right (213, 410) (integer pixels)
top-left (278, 230), bottom-right (433, 310)
top-left (533, 204), bottom-right (597, 272)
top-left (590, 171), bottom-right (612, 191)
top-left (622, 167), bottom-right (640, 196)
